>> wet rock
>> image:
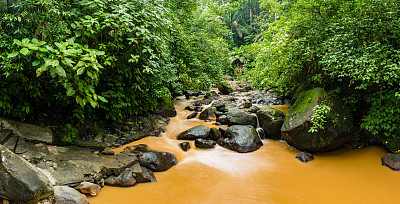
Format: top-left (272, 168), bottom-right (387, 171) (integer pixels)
top-left (382, 154), bottom-right (400, 171)
top-left (74, 182), bottom-right (101, 196)
top-left (187, 112), bottom-right (198, 119)
top-left (218, 82), bottom-right (234, 95)
top-left (219, 125), bottom-right (228, 137)
top-left (54, 186), bottom-right (88, 204)
top-left (138, 152), bottom-right (178, 172)
top-left (0, 145), bottom-right (53, 203)
top-left (256, 128), bottom-right (265, 140)
top-left (212, 100), bottom-right (228, 111)
top-left (281, 88), bottom-right (354, 152)
top-left (0, 117), bottom-right (54, 144)
top-left (218, 125), bottom-right (263, 153)
top-left (248, 105), bottom-right (260, 113)
top-left (226, 108), bottom-right (257, 127)
top-left (243, 101), bottom-right (252, 108)
top-left (216, 115), bottom-right (229, 125)
top-left (195, 138), bottom-right (216, 148)
top-left (131, 163), bottom-right (156, 183)
top-left (180, 142), bottom-right (190, 151)
top-left (209, 127), bottom-right (221, 141)
top-left (123, 144), bottom-right (150, 154)
top-left (256, 108), bottom-right (285, 140)
top-left (296, 152), bottom-right (314, 163)
top-left (176, 125), bottom-right (210, 140)
top-left (199, 107), bottom-right (217, 120)
top-left (105, 168), bottom-right (136, 187)
top-left (101, 152), bottom-right (139, 177)
top-left (185, 106), bottom-right (195, 111)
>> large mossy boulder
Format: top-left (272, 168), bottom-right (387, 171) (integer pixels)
top-left (218, 125), bottom-right (263, 153)
top-left (0, 145), bottom-right (53, 203)
top-left (281, 88), bottom-right (353, 152)
top-left (153, 98), bottom-right (176, 117)
top-left (176, 125), bottom-right (210, 140)
top-left (226, 108), bottom-right (257, 127)
top-left (256, 108), bottom-right (285, 140)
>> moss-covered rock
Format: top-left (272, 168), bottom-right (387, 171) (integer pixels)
top-left (256, 108), bottom-right (285, 140)
top-left (281, 88), bottom-right (354, 152)
top-left (153, 98), bottom-right (176, 117)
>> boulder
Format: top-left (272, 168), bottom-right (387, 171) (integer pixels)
top-left (295, 152), bottom-right (314, 163)
top-left (105, 168), bottom-right (136, 187)
top-left (0, 118), bottom-right (54, 144)
top-left (176, 125), bottom-right (210, 140)
top-left (54, 186), bottom-right (88, 204)
top-left (209, 127), bottom-right (221, 141)
top-left (187, 112), bottom-right (198, 119)
top-left (131, 163), bottom-right (157, 183)
top-left (243, 101), bottom-right (252, 108)
top-left (256, 108), bottom-right (285, 140)
top-left (0, 145), bottom-right (53, 203)
top-left (195, 139), bottom-right (216, 148)
top-left (382, 154), bottom-right (400, 171)
top-left (226, 108), bottom-right (257, 127)
top-left (74, 182), bottom-right (101, 196)
top-left (281, 88), bottom-right (354, 152)
top-left (218, 125), bottom-right (263, 153)
top-left (101, 152), bottom-right (139, 177)
top-left (216, 115), bottom-right (229, 125)
top-left (248, 105), bottom-right (260, 113)
top-left (138, 152), bottom-right (178, 172)
top-left (179, 142), bottom-right (190, 151)
top-left (199, 107), bottom-right (217, 120)
top-left (218, 82), bottom-right (234, 95)
top-left (153, 98), bottom-right (176, 117)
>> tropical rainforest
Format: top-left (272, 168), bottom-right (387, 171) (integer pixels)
top-left (1, 0), bottom-right (400, 151)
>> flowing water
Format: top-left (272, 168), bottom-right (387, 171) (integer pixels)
top-left (89, 96), bottom-right (400, 204)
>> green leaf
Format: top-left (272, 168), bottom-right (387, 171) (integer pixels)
top-left (13, 39), bottom-right (22, 46)
top-left (66, 88), bottom-right (76, 96)
top-left (97, 95), bottom-right (108, 103)
top-left (32, 61), bottom-right (40, 66)
top-left (55, 66), bottom-right (67, 77)
top-left (20, 48), bottom-right (29, 55)
top-left (77, 67), bottom-right (86, 75)
top-left (75, 61), bottom-right (85, 68)
top-left (7, 52), bottom-right (19, 58)
top-left (22, 38), bottom-right (29, 45)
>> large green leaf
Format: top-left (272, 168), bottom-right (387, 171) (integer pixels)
top-left (20, 48), bottom-right (29, 55)
top-left (55, 66), bottom-right (67, 77)
top-left (7, 52), bottom-right (19, 58)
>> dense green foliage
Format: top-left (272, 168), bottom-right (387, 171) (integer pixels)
top-left (244, 0), bottom-right (400, 151)
top-left (0, 0), bottom-right (230, 124)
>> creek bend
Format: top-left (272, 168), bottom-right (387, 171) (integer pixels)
top-left (88, 96), bottom-right (400, 204)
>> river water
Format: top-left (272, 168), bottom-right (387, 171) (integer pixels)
top-left (89, 96), bottom-right (400, 204)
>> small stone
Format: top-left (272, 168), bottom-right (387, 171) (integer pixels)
top-left (180, 142), bottom-right (190, 151)
top-left (75, 182), bottom-right (101, 196)
top-left (296, 152), bottom-right (314, 163)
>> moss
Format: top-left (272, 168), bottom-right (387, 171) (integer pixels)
top-left (286, 88), bottom-right (320, 123)
top-left (264, 108), bottom-right (285, 121)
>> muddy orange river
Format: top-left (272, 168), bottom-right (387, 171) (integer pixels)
top-left (89, 96), bottom-right (399, 204)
